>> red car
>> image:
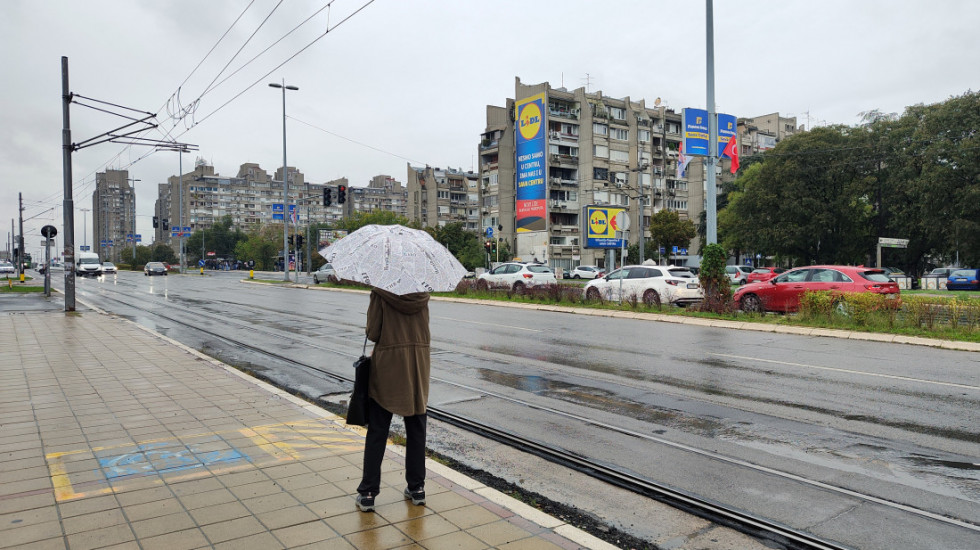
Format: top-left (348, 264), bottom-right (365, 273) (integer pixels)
top-left (734, 265), bottom-right (900, 313)
top-left (746, 266), bottom-right (786, 284)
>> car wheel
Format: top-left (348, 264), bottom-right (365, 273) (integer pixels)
top-left (313, 275), bottom-right (319, 284)
top-left (573, 274), bottom-right (580, 279)
top-left (475, 279), bottom-right (489, 291)
top-left (642, 289), bottom-right (661, 306)
top-left (739, 279), bottom-right (747, 285)
top-left (741, 293), bottom-right (763, 313)
top-left (585, 287), bottom-right (601, 301)
top-left (512, 281), bottom-right (526, 294)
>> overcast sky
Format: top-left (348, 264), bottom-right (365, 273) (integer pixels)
top-left (2, 0), bottom-right (978, 257)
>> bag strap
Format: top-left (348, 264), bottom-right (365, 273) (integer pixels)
top-left (362, 334), bottom-right (368, 356)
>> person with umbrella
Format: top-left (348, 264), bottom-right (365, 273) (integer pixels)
top-left (319, 224), bottom-right (468, 513)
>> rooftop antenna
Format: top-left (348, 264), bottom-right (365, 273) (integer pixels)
top-left (581, 73), bottom-right (593, 92)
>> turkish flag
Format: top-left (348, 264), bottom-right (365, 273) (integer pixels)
top-left (722, 135), bottom-right (739, 174)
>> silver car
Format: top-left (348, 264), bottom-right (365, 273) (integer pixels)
top-left (584, 265), bottom-right (702, 306)
top-left (313, 263), bottom-right (337, 284)
top-left (476, 262), bottom-right (557, 292)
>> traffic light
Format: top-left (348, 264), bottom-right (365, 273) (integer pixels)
top-left (162, 219), bottom-right (169, 230)
top-left (337, 185), bottom-right (347, 204)
top-left (296, 235), bottom-right (304, 248)
top-left (152, 216), bottom-right (159, 228)
top-left (484, 240), bottom-right (492, 253)
top-left (491, 240), bottom-right (497, 254)
top-left (288, 235), bottom-right (295, 246)
top-left (323, 187), bottom-right (332, 207)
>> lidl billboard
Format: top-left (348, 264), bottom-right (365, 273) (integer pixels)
top-left (515, 92), bottom-right (547, 232)
top-left (683, 108), bottom-right (737, 157)
top-left (583, 205), bottom-right (627, 249)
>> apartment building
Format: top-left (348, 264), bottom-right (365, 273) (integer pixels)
top-left (347, 175), bottom-right (409, 219)
top-left (480, 77), bottom-right (712, 273)
top-left (406, 165), bottom-right (480, 231)
top-left (92, 169), bottom-right (136, 263)
top-left (153, 159), bottom-right (345, 253)
top-left (738, 112), bottom-right (801, 155)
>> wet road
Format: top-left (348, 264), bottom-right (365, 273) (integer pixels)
top-left (58, 271), bottom-right (980, 549)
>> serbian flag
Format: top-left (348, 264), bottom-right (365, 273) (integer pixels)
top-left (676, 142), bottom-right (692, 179)
top-left (722, 135), bottom-right (739, 174)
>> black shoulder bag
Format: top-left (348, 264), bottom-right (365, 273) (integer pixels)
top-left (346, 335), bottom-right (370, 426)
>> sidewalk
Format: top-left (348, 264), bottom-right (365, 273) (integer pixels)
top-left (0, 311), bottom-right (614, 550)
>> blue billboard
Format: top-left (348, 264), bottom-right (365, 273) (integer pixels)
top-left (583, 205), bottom-right (627, 249)
top-left (683, 109), bottom-right (737, 157)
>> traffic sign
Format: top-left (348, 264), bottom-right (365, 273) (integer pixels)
top-left (135, 234), bottom-right (142, 242)
top-left (672, 246), bottom-right (678, 253)
top-left (486, 227), bottom-right (493, 238)
top-left (80, 245), bottom-right (90, 251)
top-left (198, 260), bottom-right (205, 267)
top-left (878, 237), bottom-right (909, 248)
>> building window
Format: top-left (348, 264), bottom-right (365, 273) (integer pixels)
top-left (610, 128), bottom-right (629, 141)
top-left (609, 149), bottom-right (629, 163)
top-left (593, 123), bottom-right (608, 136)
top-left (593, 167), bottom-right (608, 182)
top-left (608, 106), bottom-right (626, 120)
top-left (593, 145), bottom-right (609, 158)
top-left (639, 129), bottom-right (651, 142)
top-left (437, 190), bottom-right (449, 199)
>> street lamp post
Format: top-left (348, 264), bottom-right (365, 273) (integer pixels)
top-left (127, 178), bottom-right (140, 263)
top-left (269, 79), bottom-right (299, 282)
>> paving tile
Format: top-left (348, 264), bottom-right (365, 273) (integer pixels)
top-left (468, 519), bottom-right (535, 547)
top-left (228, 479), bottom-right (283, 500)
top-left (200, 516), bottom-right (266, 544)
top-left (57, 495), bottom-right (119, 518)
top-left (293, 537), bottom-right (356, 549)
top-left (308, 495), bottom-right (359, 519)
top-left (325, 510), bottom-right (389, 536)
top-left (118, 497), bottom-right (183, 522)
top-left (496, 536), bottom-right (567, 550)
top-left (0, 505), bottom-right (59, 532)
top-left (241, 491), bottom-right (301, 514)
top-left (60, 508), bottom-right (127, 535)
top-left (138, 528), bottom-right (209, 550)
top-left (114, 486), bottom-right (173, 507)
top-left (187, 500), bottom-right (251, 526)
top-left (212, 531), bottom-right (284, 550)
top-left (393, 513), bottom-right (460, 542)
top-left (416, 530), bottom-right (489, 550)
top-left (9, 537), bottom-right (68, 550)
top-left (271, 520), bottom-right (340, 547)
top-left (436, 503), bottom-right (503, 530)
top-left (290, 482), bottom-right (346, 504)
top-left (65, 523), bottom-right (135, 550)
top-left (130, 511), bottom-right (197, 539)
top-left (255, 504), bottom-right (320, 530)
top-left (342, 524), bottom-right (414, 549)
top-left (178, 488), bottom-right (238, 510)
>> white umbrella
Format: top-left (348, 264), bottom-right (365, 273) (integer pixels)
top-left (319, 224), bottom-right (468, 295)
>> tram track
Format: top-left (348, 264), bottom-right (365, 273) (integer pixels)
top-left (74, 280), bottom-right (977, 550)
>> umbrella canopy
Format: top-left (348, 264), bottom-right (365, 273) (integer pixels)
top-left (319, 224), bottom-right (468, 295)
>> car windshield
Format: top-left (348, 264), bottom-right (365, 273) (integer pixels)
top-left (668, 268), bottom-right (695, 278)
top-left (527, 265), bottom-right (552, 274)
top-left (858, 271), bottom-right (891, 282)
top-left (950, 269), bottom-right (975, 278)
top-left (751, 268), bottom-right (769, 274)
top-left (319, 264), bottom-right (333, 271)
top-left (80, 257), bottom-right (99, 265)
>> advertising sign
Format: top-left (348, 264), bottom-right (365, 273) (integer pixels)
top-left (583, 205), bottom-right (627, 249)
top-left (317, 229), bottom-right (349, 253)
top-left (515, 92), bottom-right (547, 232)
top-left (718, 113), bottom-right (737, 159)
top-left (682, 108), bottom-right (710, 156)
top-left (683, 109), bottom-right (737, 157)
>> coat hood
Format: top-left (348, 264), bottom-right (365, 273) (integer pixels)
top-left (371, 288), bottom-right (429, 315)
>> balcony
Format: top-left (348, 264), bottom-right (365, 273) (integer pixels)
top-left (550, 154), bottom-right (578, 165)
top-left (480, 139), bottom-right (499, 151)
top-left (549, 107), bottom-right (580, 119)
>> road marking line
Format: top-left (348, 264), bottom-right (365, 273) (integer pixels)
top-left (708, 353), bottom-right (979, 390)
top-left (436, 316), bottom-right (542, 332)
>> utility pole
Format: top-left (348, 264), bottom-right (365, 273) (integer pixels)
top-left (705, 0), bottom-right (718, 245)
top-left (18, 193), bottom-right (25, 281)
top-left (62, 56), bottom-right (76, 311)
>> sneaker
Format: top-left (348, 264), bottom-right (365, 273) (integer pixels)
top-left (355, 493), bottom-right (375, 512)
top-left (404, 487), bottom-right (425, 506)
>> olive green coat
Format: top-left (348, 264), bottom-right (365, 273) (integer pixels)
top-left (365, 288), bottom-right (431, 417)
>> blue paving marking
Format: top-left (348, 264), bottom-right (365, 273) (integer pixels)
top-left (98, 441), bottom-right (247, 479)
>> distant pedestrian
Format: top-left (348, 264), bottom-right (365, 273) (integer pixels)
top-left (355, 288), bottom-right (431, 512)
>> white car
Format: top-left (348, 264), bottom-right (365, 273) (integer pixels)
top-left (570, 265), bottom-right (603, 279)
top-left (726, 265), bottom-right (754, 285)
top-left (101, 262), bottom-right (118, 274)
top-left (312, 263), bottom-right (336, 284)
top-left (583, 265), bottom-right (703, 306)
top-left (476, 262), bottom-right (557, 292)
top-left (0, 261), bottom-right (14, 275)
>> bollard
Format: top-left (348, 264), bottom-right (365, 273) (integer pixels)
top-left (249, 269), bottom-right (254, 279)
top-left (200, 267), bottom-right (204, 275)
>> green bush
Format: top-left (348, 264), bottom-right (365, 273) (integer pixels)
top-left (697, 244), bottom-right (733, 313)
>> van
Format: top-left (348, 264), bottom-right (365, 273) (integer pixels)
top-left (76, 252), bottom-right (103, 277)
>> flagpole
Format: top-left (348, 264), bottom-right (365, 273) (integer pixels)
top-left (705, 0), bottom-right (718, 245)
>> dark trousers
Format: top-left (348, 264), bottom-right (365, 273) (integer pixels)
top-left (357, 398), bottom-right (427, 496)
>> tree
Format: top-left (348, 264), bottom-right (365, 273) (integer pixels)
top-left (648, 209), bottom-right (696, 264)
top-left (427, 222), bottom-right (484, 270)
top-left (233, 224), bottom-right (281, 271)
top-left (186, 215), bottom-right (247, 263)
top-left (150, 242), bottom-right (178, 264)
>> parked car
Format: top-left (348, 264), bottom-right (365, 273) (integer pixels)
top-left (101, 262), bottom-right (117, 274)
top-left (746, 267), bottom-right (786, 284)
top-left (946, 269), bottom-right (980, 291)
top-left (312, 263), bottom-right (336, 284)
top-left (144, 262), bottom-right (168, 276)
top-left (583, 265), bottom-right (703, 306)
top-left (570, 265), bottom-right (603, 279)
top-left (725, 265), bottom-right (754, 285)
top-left (734, 265), bottom-right (900, 313)
top-left (476, 262), bottom-right (556, 292)
top-left (1, 261), bottom-right (16, 275)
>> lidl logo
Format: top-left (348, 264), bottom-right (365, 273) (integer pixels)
top-left (589, 209), bottom-right (609, 235)
top-left (518, 101), bottom-right (542, 140)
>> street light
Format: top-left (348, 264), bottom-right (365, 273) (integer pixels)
top-left (269, 80), bottom-right (299, 282)
top-left (127, 178), bottom-right (140, 263)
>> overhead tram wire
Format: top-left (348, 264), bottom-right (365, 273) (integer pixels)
top-left (288, 116), bottom-right (425, 165)
top-left (174, 0), bottom-right (257, 92)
